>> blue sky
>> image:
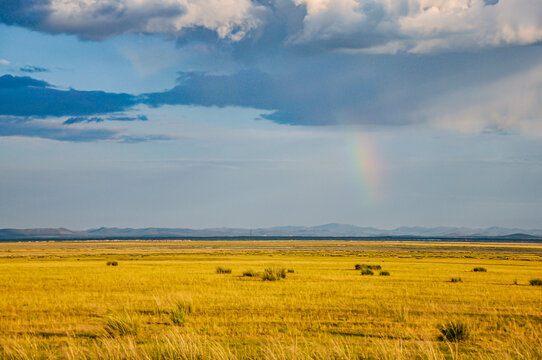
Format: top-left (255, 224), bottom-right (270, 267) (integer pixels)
top-left (1, 0), bottom-right (541, 229)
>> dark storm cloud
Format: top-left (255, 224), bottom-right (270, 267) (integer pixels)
top-left (142, 46), bottom-right (542, 126)
top-left (2, 42), bottom-right (541, 131)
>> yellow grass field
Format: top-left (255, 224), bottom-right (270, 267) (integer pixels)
top-left (0, 240), bottom-right (541, 359)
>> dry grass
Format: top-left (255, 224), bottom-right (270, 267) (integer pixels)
top-left (0, 240), bottom-right (541, 359)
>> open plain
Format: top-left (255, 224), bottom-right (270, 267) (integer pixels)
top-left (0, 240), bottom-right (541, 359)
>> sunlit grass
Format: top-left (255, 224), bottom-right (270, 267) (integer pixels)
top-left (0, 240), bottom-right (541, 359)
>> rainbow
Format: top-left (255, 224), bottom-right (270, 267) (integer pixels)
top-left (347, 132), bottom-right (381, 202)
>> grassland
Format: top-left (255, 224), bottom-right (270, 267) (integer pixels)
top-left (0, 240), bottom-right (541, 359)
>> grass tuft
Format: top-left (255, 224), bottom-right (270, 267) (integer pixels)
top-left (450, 277), bottom-right (462, 283)
top-left (361, 269), bottom-right (374, 276)
top-left (262, 267), bottom-right (286, 281)
top-left (104, 312), bottom-right (140, 337)
top-left (529, 279), bottom-right (542, 286)
top-left (216, 266), bottom-right (232, 274)
top-left (242, 269), bottom-right (259, 277)
top-left (437, 321), bottom-right (469, 342)
top-left (472, 267), bottom-right (487, 272)
top-left (379, 271), bottom-right (390, 276)
top-left (170, 301), bottom-right (192, 326)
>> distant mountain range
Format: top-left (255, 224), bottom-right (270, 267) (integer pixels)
top-left (1, 224), bottom-right (542, 240)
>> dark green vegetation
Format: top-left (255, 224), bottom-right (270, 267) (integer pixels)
top-left (438, 321), bottom-right (470, 342)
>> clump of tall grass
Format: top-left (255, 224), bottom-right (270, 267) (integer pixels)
top-left (170, 301), bottom-right (192, 326)
top-left (437, 321), bottom-right (469, 342)
top-left (361, 269), bottom-right (374, 276)
top-left (287, 269), bottom-right (295, 273)
top-left (472, 267), bottom-right (487, 272)
top-left (379, 271), bottom-right (390, 276)
top-left (104, 312), bottom-right (140, 337)
top-left (262, 267), bottom-right (286, 281)
top-left (529, 279), bottom-right (542, 286)
top-left (242, 269), bottom-right (259, 277)
top-left (450, 277), bottom-right (462, 283)
top-left (106, 261), bottom-right (118, 266)
top-left (216, 266), bottom-right (232, 274)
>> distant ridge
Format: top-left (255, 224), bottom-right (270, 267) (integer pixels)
top-left (1, 223), bottom-right (542, 240)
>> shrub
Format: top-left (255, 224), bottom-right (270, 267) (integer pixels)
top-left (529, 279), bottom-right (542, 286)
top-left (450, 277), bottom-right (462, 283)
top-left (361, 269), bottom-right (374, 276)
top-left (472, 267), bottom-right (487, 272)
top-left (437, 321), bottom-right (469, 342)
top-left (287, 269), bottom-right (295, 273)
top-left (357, 264), bottom-right (381, 271)
top-left (242, 270), bottom-right (259, 277)
top-left (216, 266), bottom-right (232, 274)
top-left (104, 312), bottom-right (140, 336)
top-left (262, 267), bottom-right (286, 281)
top-left (171, 301), bottom-right (192, 326)
top-left (106, 261), bottom-right (118, 266)
top-left (106, 261), bottom-right (112, 266)
top-left (379, 271), bottom-right (390, 276)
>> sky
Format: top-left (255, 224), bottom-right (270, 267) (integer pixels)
top-left (1, 0), bottom-right (541, 230)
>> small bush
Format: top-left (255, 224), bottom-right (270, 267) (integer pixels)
top-left (287, 269), bottom-right (295, 273)
top-left (262, 267), bottom-right (286, 281)
top-left (106, 261), bottom-right (118, 266)
top-left (437, 321), bottom-right (469, 342)
top-left (529, 279), bottom-right (542, 286)
top-left (242, 270), bottom-right (259, 277)
top-left (379, 271), bottom-right (390, 276)
top-left (472, 267), bottom-right (487, 272)
top-left (450, 277), bottom-right (462, 283)
top-left (361, 269), bottom-right (374, 276)
top-left (357, 264), bottom-right (381, 271)
top-left (171, 301), bottom-right (192, 326)
top-left (216, 266), bottom-right (232, 274)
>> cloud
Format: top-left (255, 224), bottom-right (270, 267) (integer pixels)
top-left (0, 0), bottom-right (266, 41)
top-left (0, 59), bottom-right (10, 66)
top-left (62, 114), bottom-right (147, 125)
top-left (2, 41), bottom-right (541, 133)
top-left (428, 63), bottom-right (542, 136)
top-left (20, 65), bottom-right (49, 73)
top-left (141, 45), bottom-right (542, 128)
top-left (0, 116), bottom-right (123, 142)
top-left (1, 0), bottom-right (541, 53)
top-left (0, 116), bottom-right (174, 142)
top-left (0, 74), bottom-right (136, 117)
top-left (0, 74), bottom-right (49, 88)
